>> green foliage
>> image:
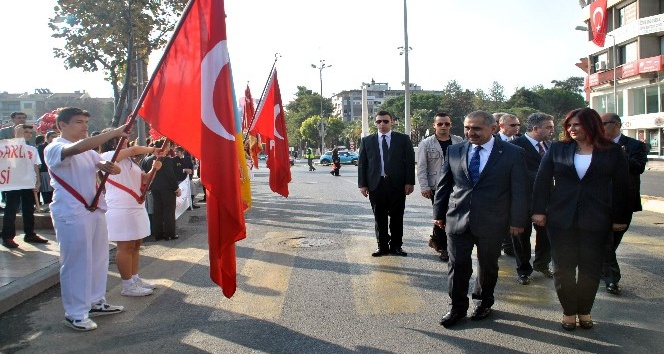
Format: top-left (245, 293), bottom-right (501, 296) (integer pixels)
top-left (299, 116), bottom-right (344, 150)
top-left (50, 0), bottom-right (187, 126)
top-left (378, 92), bottom-right (444, 136)
top-left (285, 86), bottom-right (334, 148)
top-left (536, 88), bottom-right (587, 120)
top-left (440, 80), bottom-right (477, 136)
top-left (506, 87), bottom-right (543, 110)
top-left (551, 77), bottom-right (585, 94)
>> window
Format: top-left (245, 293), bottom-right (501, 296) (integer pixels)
top-left (632, 88), bottom-right (646, 115)
top-left (22, 102), bottom-right (33, 109)
top-left (647, 85), bottom-right (659, 113)
top-left (619, 2), bottom-right (637, 27)
top-left (619, 42), bottom-right (638, 65)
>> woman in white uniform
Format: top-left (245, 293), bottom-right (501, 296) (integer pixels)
top-left (100, 132), bottom-right (162, 297)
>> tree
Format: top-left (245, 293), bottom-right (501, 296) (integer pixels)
top-left (299, 116), bottom-right (344, 150)
top-left (50, 0), bottom-right (187, 126)
top-left (536, 88), bottom-right (587, 120)
top-left (285, 86), bottom-right (333, 149)
top-left (551, 77), bottom-right (585, 94)
top-left (506, 87), bottom-right (543, 111)
top-left (378, 93), bottom-right (443, 136)
top-left (440, 81), bottom-right (476, 136)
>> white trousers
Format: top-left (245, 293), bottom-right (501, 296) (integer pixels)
top-left (54, 210), bottom-right (109, 320)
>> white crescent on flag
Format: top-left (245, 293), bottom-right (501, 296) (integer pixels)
top-left (593, 7), bottom-right (604, 32)
top-left (201, 40), bottom-right (235, 141)
top-left (274, 103), bottom-right (284, 140)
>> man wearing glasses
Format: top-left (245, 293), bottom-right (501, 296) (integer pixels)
top-left (416, 112), bottom-right (463, 262)
top-left (497, 113), bottom-right (521, 142)
top-left (600, 113), bottom-right (648, 295)
top-left (358, 111), bottom-right (415, 257)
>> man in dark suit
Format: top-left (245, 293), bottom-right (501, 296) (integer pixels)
top-left (358, 110), bottom-right (415, 257)
top-left (509, 112), bottom-right (555, 285)
top-left (142, 140), bottom-right (181, 241)
top-left (600, 113), bottom-right (648, 295)
top-left (433, 110), bottom-right (528, 328)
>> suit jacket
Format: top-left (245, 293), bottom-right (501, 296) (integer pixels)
top-left (509, 135), bottom-right (549, 193)
top-left (617, 135), bottom-right (648, 212)
top-left (433, 138), bottom-right (528, 238)
top-left (416, 134), bottom-right (464, 191)
top-left (358, 131), bottom-right (415, 192)
top-left (142, 155), bottom-right (179, 192)
top-left (532, 141), bottom-right (629, 232)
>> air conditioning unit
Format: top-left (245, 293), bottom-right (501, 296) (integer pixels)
top-left (595, 61), bottom-right (607, 71)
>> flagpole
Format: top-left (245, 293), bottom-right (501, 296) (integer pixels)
top-left (88, 0), bottom-right (198, 210)
top-left (244, 52), bottom-right (281, 143)
top-left (138, 139), bottom-right (173, 202)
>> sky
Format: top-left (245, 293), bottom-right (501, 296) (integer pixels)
top-left (0, 0), bottom-right (591, 104)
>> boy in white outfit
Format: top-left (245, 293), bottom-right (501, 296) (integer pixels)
top-left (45, 107), bottom-right (130, 331)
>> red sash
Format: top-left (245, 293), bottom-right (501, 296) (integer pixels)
top-left (49, 171), bottom-right (98, 212)
top-left (107, 179), bottom-right (143, 204)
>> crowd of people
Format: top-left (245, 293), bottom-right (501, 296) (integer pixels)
top-left (1, 108), bottom-right (204, 331)
top-left (358, 108), bottom-right (647, 331)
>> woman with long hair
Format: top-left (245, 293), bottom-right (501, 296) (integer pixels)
top-left (532, 108), bottom-right (629, 331)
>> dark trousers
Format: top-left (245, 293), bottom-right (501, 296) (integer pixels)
top-left (429, 190), bottom-right (446, 251)
top-left (548, 224), bottom-right (607, 316)
top-left (331, 161), bottom-right (341, 176)
top-left (368, 177), bottom-right (405, 250)
top-left (41, 191), bottom-right (53, 205)
top-left (602, 213), bottom-right (632, 285)
top-left (307, 158), bottom-right (316, 171)
top-left (512, 223), bottom-right (551, 276)
top-left (447, 230), bottom-right (502, 313)
top-left (2, 189), bottom-right (35, 239)
top-left (501, 233), bottom-right (513, 253)
top-left (151, 189), bottom-right (176, 240)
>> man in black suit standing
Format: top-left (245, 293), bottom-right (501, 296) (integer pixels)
top-left (358, 111), bottom-right (415, 257)
top-left (509, 113), bottom-right (555, 285)
top-left (600, 113), bottom-right (648, 295)
top-left (433, 110), bottom-right (528, 328)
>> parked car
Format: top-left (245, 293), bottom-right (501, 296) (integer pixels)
top-left (319, 150), bottom-right (359, 166)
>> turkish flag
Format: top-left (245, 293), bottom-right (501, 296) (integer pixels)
top-left (254, 69), bottom-right (291, 197)
top-left (243, 85), bottom-right (262, 168)
top-left (590, 0), bottom-right (608, 47)
top-left (137, 0), bottom-right (245, 298)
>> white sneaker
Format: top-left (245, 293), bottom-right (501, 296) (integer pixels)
top-left (89, 299), bottom-right (124, 317)
top-left (121, 282), bottom-right (153, 297)
top-left (134, 277), bottom-right (156, 290)
top-left (64, 317), bottom-right (98, 331)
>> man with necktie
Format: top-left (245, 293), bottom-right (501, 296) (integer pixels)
top-left (358, 111), bottom-right (415, 257)
top-left (509, 113), bottom-right (556, 285)
top-left (433, 110), bottom-right (528, 328)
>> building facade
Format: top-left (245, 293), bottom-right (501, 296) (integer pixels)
top-left (581, 0), bottom-right (664, 158)
top-left (332, 79), bottom-right (442, 122)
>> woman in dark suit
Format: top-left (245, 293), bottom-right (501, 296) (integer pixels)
top-left (532, 108), bottom-right (629, 331)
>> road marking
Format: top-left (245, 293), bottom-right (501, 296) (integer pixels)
top-left (209, 231), bottom-right (297, 321)
top-left (345, 234), bottom-right (424, 315)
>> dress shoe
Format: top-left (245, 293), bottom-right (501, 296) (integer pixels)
top-left (439, 311), bottom-right (466, 328)
top-left (390, 248), bottom-right (407, 257)
top-left (2, 239), bottom-right (19, 249)
top-left (606, 283), bottom-right (621, 295)
top-left (24, 234), bottom-right (49, 244)
top-left (439, 250), bottom-right (450, 262)
top-left (503, 248), bottom-right (515, 257)
top-left (371, 248), bottom-right (389, 257)
top-left (191, 204), bottom-right (200, 209)
top-left (470, 307), bottom-right (492, 321)
top-left (517, 275), bottom-right (531, 285)
top-left (561, 321), bottom-right (576, 331)
top-left (534, 268), bottom-right (554, 278)
top-left (578, 315), bottom-right (594, 329)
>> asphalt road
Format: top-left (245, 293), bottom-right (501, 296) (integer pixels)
top-left (640, 169), bottom-right (664, 198)
top-left (1, 162), bottom-right (663, 353)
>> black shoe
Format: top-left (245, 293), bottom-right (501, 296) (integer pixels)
top-left (371, 248), bottom-right (390, 257)
top-left (191, 204), bottom-right (200, 209)
top-left (534, 268), bottom-right (554, 278)
top-left (390, 248), bottom-right (407, 257)
top-left (2, 239), bottom-right (19, 249)
top-left (439, 250), bottom-right (449, 262)
top-left (24, 234), bottom-right (49, 244)
top-left (578, 316), bottom-right (594, 329)
top-left (440, 311), bottom-right (466, 328)
top-left (470, 307), bottom-right (492, 321)
top-left (561, 321), bottom-right (577, 331)
top-left (503, 248), bottom-right (515, 257)
top-left (517, 275), bottom-right (531, 285)
top-left (606, 283), bottom-right (621, 295)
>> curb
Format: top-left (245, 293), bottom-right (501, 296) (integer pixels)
top-left (0, 261), bottom-right (59, 315)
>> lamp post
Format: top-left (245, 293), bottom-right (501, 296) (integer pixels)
top-left (401, 0), bottom-right (411, 136)
top-left (311, 59), bottom-right (332, 152)
top-left (576, 26), bottom-right (618, 112)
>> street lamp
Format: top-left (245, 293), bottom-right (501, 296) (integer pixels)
top-left (576, 25), bottom-right (618, 112)
top-left (311, 59), bottom-right (332, 152)
top-left (401, 0), bottom-right (411, 136)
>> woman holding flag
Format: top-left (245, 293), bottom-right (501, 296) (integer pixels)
top-left (100, 130), bottom-right (163, 297)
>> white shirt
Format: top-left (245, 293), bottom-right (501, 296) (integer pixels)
top-left (612, 134), bottom-right (621, 144)
top-left (45, 137), bottom-right (107, 217)
top-left (574, 153), bottom-right (592, 179)
top-left (468, 136), bottom-right (495, 174)
top-left (498, 132), bottom-right (511, 142)
top-left (101, 151), bottom-right (145, 209)
top-left (525, 133), bottom-right (544, 153)
top-left (378, 131), bottom-right (392, 176)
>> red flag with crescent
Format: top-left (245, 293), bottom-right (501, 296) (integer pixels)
top-left (253, 69), bottom-right (291, 197)
top-left (590, 0), bottom-right (607, 47)
top-left (243, 85), bottom-right (262, 168)
top-left (137, 0), bottom-right (245, 298)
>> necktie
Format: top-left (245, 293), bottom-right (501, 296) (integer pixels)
top-left (469, 145), bottom-right (482, 185)
top-left (537, 142), bottom-right (545, 157)
top-left (382, 134), bottom-right (389, 175)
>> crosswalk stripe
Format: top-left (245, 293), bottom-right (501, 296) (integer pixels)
top-left (209, 231), bottom-right (297, 321)
top-left (345, 234), bottom-right (425, 315)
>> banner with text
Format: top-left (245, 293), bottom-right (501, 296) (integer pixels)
top-left (0, 138), bottom-right (37, 191)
